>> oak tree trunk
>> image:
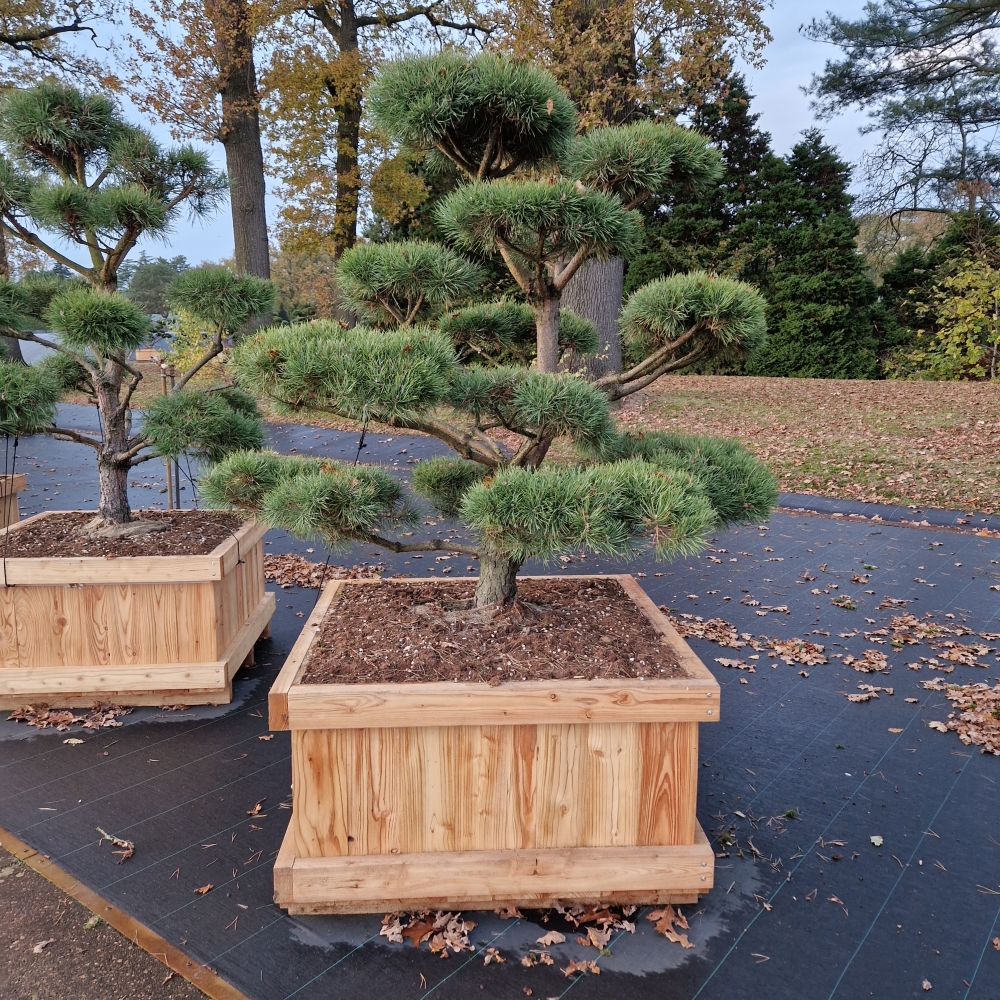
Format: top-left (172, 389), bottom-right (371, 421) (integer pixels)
top-left (210, 0), bottom-right (270, 279)
top-left (561, 256), bottom-right (624, 378)
top-left (475, 549), bottom-right (523, 607)
top-left (535, 296), bottom-right (561, 373)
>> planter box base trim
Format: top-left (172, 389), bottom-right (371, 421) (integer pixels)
top-left (0, 591), bottom-right (274, 709)
top-left (274, 820), bottom-right (714, 915)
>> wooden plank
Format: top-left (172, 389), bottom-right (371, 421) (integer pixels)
top-left (275, 823), bottom-right (713, 913)
top-left (218, 520), bottom-right (268, 576)
top-left (0, 474), bottom-right (27, 498)
top-left (269, 580), bottom-right (344, 730)
top-left (0, 591), bottom-right (273, 708)
top-left (637, 721), bottom-right (698, 846)
top-left (286, 675), bottom-right (718, 730)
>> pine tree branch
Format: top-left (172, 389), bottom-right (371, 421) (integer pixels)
top-left (1, 218), bottom-right (91, 281)
top-left (128, 450), bottom-right (161, 467)
top-left (602, 344), bottom-right (712, 401)
top-left (553, 244), bottom-right (592, 293)
top-left (11, 331), bottom-right (99, 380)
top-left (114, 370), bottom-right (144, 422)
top-left (50, 426), bottom-right (102, 449)
top-left (595, 321), bottom-right (705, 391)
top-left (390, 412), bottom-right (506, 466)
top-left (174, 336), bottom-right (223, 391)
top-left (357, 532), bottom-right (479, 557)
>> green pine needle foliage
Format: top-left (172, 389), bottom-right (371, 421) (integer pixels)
top-left (620, 272), bottom-right (767, 370)
top-left (564, 121), bottom-right (723, 206)
top-left (448, 366), bottom-right (617, 456)
top-left (38, 351), bottom-right (94, 396)
top-left (202, 450), bottom-right (413, 549)
top-left (460, 460), bottom-right (716, 562)
top-left (337, 241), bottom-right (483, 327)
top-left (435, 178), bottom-right (644, 269)
top-left (620, 431), bottom-right (778, 526)
top-left (411, 456), bottom-right (488, 515)
top-left (369, 53), bottom-right (577, 178)
top-left (230, 321), bottom-right (457, 421)
top-left (0, 360), bottom-right (60, 436)
top-left (439, 300), bottom-right (598, 365)
top-left (143, 388), bottom-right (264, 462)
top-left (44, 287), bottom-right (149, 356)
top-left (166, 266), bottom-right (275, 338)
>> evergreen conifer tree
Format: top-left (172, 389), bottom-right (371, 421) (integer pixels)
top-left (735, 131), bottom-right (880, 378)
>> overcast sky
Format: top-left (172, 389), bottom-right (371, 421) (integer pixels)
top-left (94, 0), bottom-right (878, 267)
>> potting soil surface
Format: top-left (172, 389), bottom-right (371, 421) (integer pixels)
top-left (302, 577), bottom-right (686, 684)
top-left (0, 406), bottom-right (999, 1000)
top-left (1, 509), bottom-right (242, 558)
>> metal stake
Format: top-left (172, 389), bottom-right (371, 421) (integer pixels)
top-left (160, 363), bottom-right (173, 510)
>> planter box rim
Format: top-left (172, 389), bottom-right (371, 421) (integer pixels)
top-left (270, 573), bottom-right (720, 730)
top-left (0, 511), bottom-right (265, 585)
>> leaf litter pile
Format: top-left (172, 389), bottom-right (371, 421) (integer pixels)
top-left (302, 578), bottom-right (685, 684)
top-left (263, 553), bottom-right (384, 589)
top-left (7, 702), bottom-right (131, 731)
top-left (922, 677), bottom-right (1000, 755)
top-left (380, 902), bottom-right (693, 976)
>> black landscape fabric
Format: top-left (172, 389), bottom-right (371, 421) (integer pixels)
top-left (0, 407), bottom-right (998, 999)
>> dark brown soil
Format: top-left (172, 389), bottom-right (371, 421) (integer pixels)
top-left (0, 847), bottom-right (201, 1000)
top-left (1, 510), bottom-right (242, 559)
top-left (301, 577), bottom-right (686, 685)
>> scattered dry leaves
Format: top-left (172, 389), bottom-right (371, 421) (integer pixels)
top-left (263, 553), bottom-right (383, 589)
top-left (772, 639), bottom-right (828, 665)
top-left (8, 702), bottom-right (131, 731)
top-left (563, 959), bottom-right (601, 976)
top-left (646, 906), bottom-right (694, 948)
top-left (95, 827), bottom-right (134, 863)
top-left (380, 911), bottom-right (477, 954)
top-left (920, 679), bottom-right (1000, 754)
top-left (844, 650), bottom-right (890, 674)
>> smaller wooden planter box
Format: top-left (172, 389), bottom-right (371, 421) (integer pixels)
top-left (0, 474), bottom-right (26, 530)
top-left (270, 574), bottom-right (720, 914)
top-left (0, 512), bottom-right (275, 709)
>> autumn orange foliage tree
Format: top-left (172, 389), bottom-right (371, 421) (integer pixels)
top-left (263, 0), bottom-right (489, 259)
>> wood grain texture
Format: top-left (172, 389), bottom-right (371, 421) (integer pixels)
top-left (291, 719), bottom-right (700, 858)
top-left (0, 518), bottom-right (273, 707)
top-left (274, 822), bottom-right (714, 913)
top-left (275, 575), bottom-right (715, 912)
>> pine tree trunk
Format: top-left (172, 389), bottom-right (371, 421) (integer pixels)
top-left (475, 549), bottom-right (522, 607)
top-left (561, 257), bottom-right (624, 378)
top-left (535, 297), bottom-right (561, 373)
top-left (0, 227), bottom-right (23, 363)
top-left (210, 0), bottom-right (270, 279)
top-left (95, 366), bottom-right (132, 524)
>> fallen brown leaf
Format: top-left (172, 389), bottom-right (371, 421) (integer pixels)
top-left (193, 884), bottom-right (213, 895)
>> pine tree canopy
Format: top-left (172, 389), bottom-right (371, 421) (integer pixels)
top-left (435, 178), bottom-right (644, 296)
top-left (166, 266), bottom-right (276, 340)
top-left (618, 272), bottom-right (767, 376)
top-left (369, 53), bottom-right (578, 180)
top-left (439, 300), bottom-right (599, 366)
top-left (207, 313), bottom-right (777, 606)
top-left (0, 270), bottom-right (270, 524)
top-left (0, 83), bottom-right (227, 292)
top-left (565, 121), bottom-right (723, 209)
top-left (336, 241), bottom-right (484, 327)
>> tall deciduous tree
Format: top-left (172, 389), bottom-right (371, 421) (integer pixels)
top-left (126, 0), bottom-right (271, 277)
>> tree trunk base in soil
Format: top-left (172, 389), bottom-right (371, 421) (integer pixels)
top-left (474, 551), bottom-right (522, 608)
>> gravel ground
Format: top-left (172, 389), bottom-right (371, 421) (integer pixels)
top-left (0, 847), bottom-right (202, 1000)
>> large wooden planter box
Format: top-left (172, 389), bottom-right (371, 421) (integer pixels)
top-left (0, 474), bottom-right (26, 529)
top-left (269, 574), bottom-right (720, 914)
top-left (0, 512), bottom-right (275, 709)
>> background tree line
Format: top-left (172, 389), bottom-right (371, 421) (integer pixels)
top-left (2, 0), bottom-right (1000, 380)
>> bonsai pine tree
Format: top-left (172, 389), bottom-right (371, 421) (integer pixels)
top-left (0, 268), bottom-right (272, 530)
top-left (371, 53), bottom-right (730, 377)
top-left (0, 83), bottom-right (226, 292)
top-left (200, 269), bottom-right (772, 607)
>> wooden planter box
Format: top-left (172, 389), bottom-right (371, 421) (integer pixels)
top-left (0, 512), bottom-right (275, 709)
top-left (270, 574), bottom-right (719, 914)
top-left (0, 474), bottom-right (26, 530)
